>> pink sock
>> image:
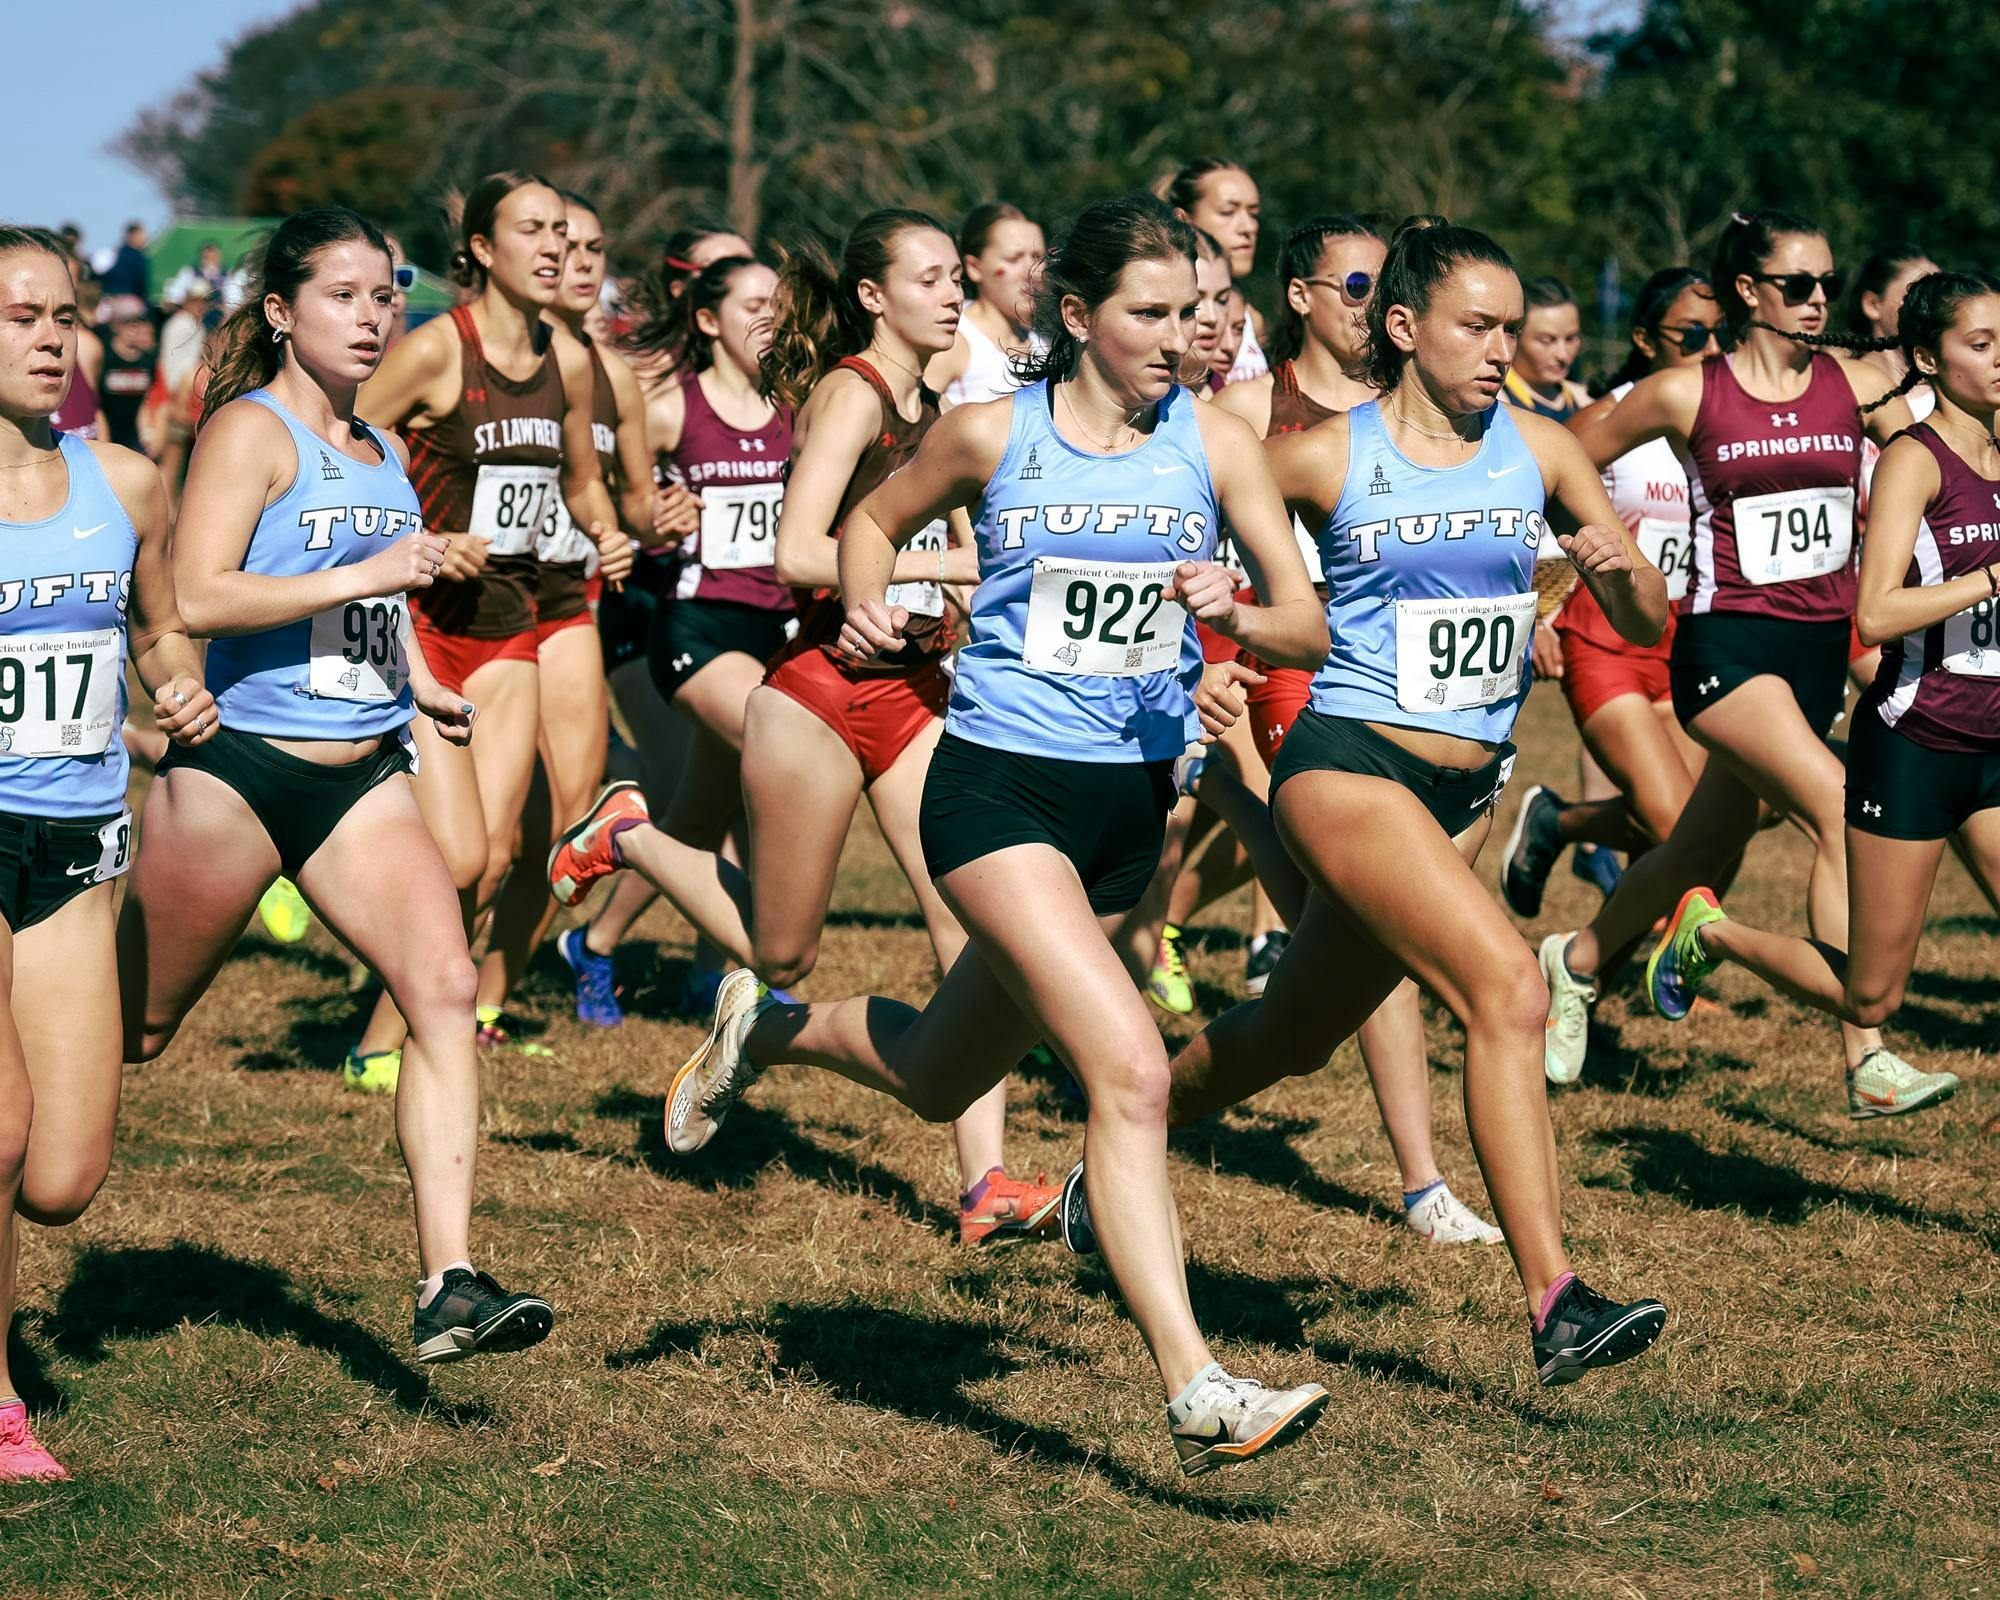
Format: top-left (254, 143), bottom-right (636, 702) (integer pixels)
top-left (607, 815), bottom-right (646, 865)
top-left (1533, 1271), bottom-right (1577, 1333)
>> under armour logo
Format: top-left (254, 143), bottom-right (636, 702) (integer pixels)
top-left (1368, 462), bottom-right (1393, 497)
top-left (1862, 800), bottom-right (1883, 817)
top-left (320, 451), bottom-right (344, 481)
top-left (1698, 675), bottom-right (1721, 695)
top-left (738, 439), bottom-right (766, 452)
top-left (1770, 411), bottom-right (1799, 428)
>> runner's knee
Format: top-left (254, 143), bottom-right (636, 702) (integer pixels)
top-left (1846, 975), bottom-right (1906, 1030)
top-left (754, 941), bottom-right (819, 994)
top-left (18, 1157), bottom-right (109, 1227)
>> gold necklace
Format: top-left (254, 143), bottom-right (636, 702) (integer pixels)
top-left (0, 452), bottom-right (60, 470)
top-left (868, 344), bottom-right (924, 388)
top-left (1059, 384), bottom-right (1145, 452)
top-left (1388, 397), bottom-right (1473, 444)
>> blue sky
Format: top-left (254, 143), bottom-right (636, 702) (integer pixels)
top-left (4, 0), bottom-right (1642, 257)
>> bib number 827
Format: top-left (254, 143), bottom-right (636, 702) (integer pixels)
top-left (0, 652), bottom-right (92, 725)
top-left (1427, 611), bottom-right (1518, 682)
top-left (1063, 579), bottom-right (1168, 648)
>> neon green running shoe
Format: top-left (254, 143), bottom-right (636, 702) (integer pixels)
top-left (1645, 887), bottom-right (1726, 1021)
top-left (258, 877), bottom-right (311, 944)
top-left (341, 1046), bottom-right (401, 1095)
top-left (1147, 923), bottom-right (1195, 1015)
top-left (475, 1005), bottom-right (555, 1058)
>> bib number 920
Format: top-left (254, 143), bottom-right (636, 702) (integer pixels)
top-left (1427, 610), bottom-right (1519, 683)
top-left (1394, 593), bottom-right (1536, 714)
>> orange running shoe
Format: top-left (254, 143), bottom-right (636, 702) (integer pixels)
top-left (959, 1166), bottom-right (1063, 1245)
top-left (548, 781), bottom-right (650, 907)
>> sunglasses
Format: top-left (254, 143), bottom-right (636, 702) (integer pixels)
top-left (1751, 271), bottom-right (1845, 306)
top-left (1299, 271), bottom-right (1375, 303)
top-left (393, 265), bottom-right (417, 292)
top-left (1654, 322), bottom-right (1719, 354)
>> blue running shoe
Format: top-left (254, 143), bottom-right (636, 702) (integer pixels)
top-left (1572, 844), bottom-right (1624, 898)
top-left (559, 926), bottom-right (622, 1028)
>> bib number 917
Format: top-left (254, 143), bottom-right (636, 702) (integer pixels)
top-left (1394, 593), bottom-right (1536, 714)
top-left (0, 628), bottom-right (119, 757)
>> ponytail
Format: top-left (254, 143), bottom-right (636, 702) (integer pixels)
top-left (446, 170), bottom-right (554, 291)
top-left (759, 208), bottom-right (946, 409)
top-left (1359, 215), bottom-right (1513, 395)
top-left (1711, 208), bottom-right (1821, 331)
top-left (1858, 268), bottom-right (2000, 414)
top-left (1016, 195), bottom-right (1198, 388)
top-left (621, 255), bottom-right (758, 383)
top-left (200, 206), bottom-right (391, 428)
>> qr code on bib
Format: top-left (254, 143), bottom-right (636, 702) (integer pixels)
top-left (61, 725), bottom-right (80, 748)
top-left (1124, 647), bottom-right (1145, 671)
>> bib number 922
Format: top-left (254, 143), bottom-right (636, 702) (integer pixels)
top-left (1023, 558), bottom-right (1186, 677)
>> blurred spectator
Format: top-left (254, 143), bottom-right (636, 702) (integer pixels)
top-left (158, 281), bottom-right (211, 395)
top-left (98, 304), bottom-right (157, 452)
top-left (195, 241), bottom-right (227, 297)
top-left (98, 221), bottom-right (151, 304)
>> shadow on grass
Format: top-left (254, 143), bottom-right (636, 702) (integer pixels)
top-left (584, 940), bottom-right (695, 1025)
top-left (1709, 1095), bottom-right (1914, 1159)
top-left (1932, 914), bottom-right (2000, 937)
top-left (30, 1243), bottom-right (490, 1422)
top-left (229, 932), bottom-right (356, 984)
top-left (592, 1087), bottom-right (959, 1236)
top-left (5, 1317), bottom-right (61, 1414)
top-left (1579, 1019), bottom-right (1759, 1101)
top-left (1903, 968), bottom-right (2000, 1006)
top-left (1879, 1002), bottom-right (1992, 1054)
top-left (608, 1301), bottom-right (1284, 1517)
top-left (821, 907), bottom-right (926, 933)
top-left (1585, 1126), bottom-right (2000, 1246)
top-left (1171, 1111), bottom-right (1402, 1227)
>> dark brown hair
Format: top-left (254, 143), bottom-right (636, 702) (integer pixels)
top-left (1016, 194), bottom-right (1199, 386)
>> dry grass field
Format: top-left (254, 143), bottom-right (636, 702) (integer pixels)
top-left (6, 684), bottom-right (1998, 1598)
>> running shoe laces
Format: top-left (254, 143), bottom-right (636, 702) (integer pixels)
top-left (1167, 1365), bottom-right (1330, 1476)
top-left (1147, 924), bottom-right (1195, 1015)
top-left (1848, 1049), bottom-right (1961, 1120)
top-left (1647, 887), bottom-right (1725, 1021)
top-left (1539, 933), bottom-right (1595, 1086)
top-left (1532, 1275), bottom-right (1667, 1387)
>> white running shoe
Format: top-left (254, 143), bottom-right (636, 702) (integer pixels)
top-left (1539, 932), bottom-right (1596, 1086)
top-left (1167, 1363), bottom-right (1329, 1477)
top-left (1405, 1182), bottom-right (1504, 1245)
top-left (665, 969), bottom-right (777, 1154)
top-left (1847, 1048), bottom-right (1961, 1119)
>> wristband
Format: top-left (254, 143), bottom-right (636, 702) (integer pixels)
top-left (1987, 563), bottom-right (1998, 600)
top-left (936, 549), bottom-right (946, 586)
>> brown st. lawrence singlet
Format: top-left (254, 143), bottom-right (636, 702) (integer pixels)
top-left (403, 304), bottom-right (567, 638)
top-left (788, 355), bottom-right (952, 676)
top-left (534, 338), bottom-right (620, 625)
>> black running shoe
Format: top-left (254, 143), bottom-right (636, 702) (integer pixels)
top-left (1058, 1161), bottom-right (1098, 1255)
top-left (1502, 785), bottom-right (1567, 919)
top-left (1533, 1276), bottom-right (1666, 1387)
top-left (413, 1268), bottom-right (554, 1364)
top-left (1243, 929), bottom-right (1289, 997)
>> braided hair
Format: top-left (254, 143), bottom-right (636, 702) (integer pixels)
top-left (1857, 269), bottom-right (2000, 414)
top-left (1266, 214), bottom-right (1381, 367)
top-left (1590, 267), bottom-right (1710, 398)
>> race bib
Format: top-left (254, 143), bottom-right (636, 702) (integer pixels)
top-left (884, 519), bottom-right (948, 619)
top-left (93, 808), bottom-right (134, 883)
top-left (1942, 596), bottom-right (2000, 677)
top-left (1635, 515), bottom-right (1694, 603)
top-left (1394, 592), bottom-right (1536, 714)
top-left (468, 463), bottom-right (559, 556)
top-left (308, 595), bottom-right (409, 702)
top-left (0, 628), bottom-right (119, 758)
top-left (536, 501), bottom-right (596, 566)
top-left (698, 482), bottom-right (784, 571)
top-left (1023, 558), bottom-right (1186, 678)
top-left (1735, 486), bottom-right (1854, 586)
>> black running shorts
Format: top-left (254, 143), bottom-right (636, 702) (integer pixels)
top-left (0, 807), bottom-right (133, 932)
top-left (1268, 708), bottom-right (1514, 839)
top-left (1845, 706), bottom-right (2000, 841)
top-left (1669, 612), bottom-right (1850, 736)
top-left (919, 733), bottom-right (1175, 915)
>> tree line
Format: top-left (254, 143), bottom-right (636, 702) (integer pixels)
top-left (118, 0), bottom-right (2000, 341)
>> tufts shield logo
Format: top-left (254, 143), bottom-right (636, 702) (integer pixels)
top-left (1021, 446), bottom-right (1043, 482)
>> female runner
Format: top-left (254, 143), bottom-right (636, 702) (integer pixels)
top-left (116, 207), bottom-right (552, 1366)
top-left (1537, 211), bottom-right (1957, 1115)
top-left (565, 255), bottom-right (792, 1027)
top-left (1069, 219), bottom-right (1673, 1386)
top-left (1161, 158), bottom-right (1267, 382)
top-left (551, 211), bottom-right (1062, 1243)
top-left (0, 225), bottom-right (211, 1481)
top-left (561, 194), bottom-right (1336, 1472)
top-left (1503, 268), bottom-right (1721, 915)
top-left (339, 171), bottom-right (626, 1090)
top-left (1644, 270), bottom-right (1999, 1113)
top-left (474, 189), bottom-right (652, 1039)
top-left (927, 203), bottom-right (1044, 408)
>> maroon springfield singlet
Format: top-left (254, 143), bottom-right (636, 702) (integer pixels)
top-left (1681, 352), bottom-right (1863, 624)
top-left (1860, 420), bottom-right (2000, 753)
top-left (1269, 359), bottom-right (1339, 435)
top-left (401, 305), bottom-right (567, 638)
top-left (535, 339), bottom-right (619, 625)
top-left (53, 353), bottom-right (101, 439)
top-left (666, 371), bottom-right (794, 612)
top-left (785, 356), bottom-right (950, 675)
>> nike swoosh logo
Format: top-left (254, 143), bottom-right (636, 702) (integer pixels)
top-left (1486, 466), bottom-right (1522, 480)
top-left (1152, 463), bottom-right (1189, 476)
top-left (72, 522), bottom-right (109, 540)
top-left (65, 863), bottom-right (99, 878)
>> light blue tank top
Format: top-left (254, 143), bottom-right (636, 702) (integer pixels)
top-left (951, 380), bottom-right (1218, 762)
top-left (1311, 399), bottom-right (1547, 744)
top-left (0, 432), bottom-right (134, 819)
top-left (207, 390), bottom-right (420, 740)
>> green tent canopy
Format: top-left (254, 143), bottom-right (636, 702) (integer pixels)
top-left (147, 216), bottom-right (457, 317)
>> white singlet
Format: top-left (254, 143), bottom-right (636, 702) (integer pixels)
top-left (943, 318), bottom-right (1031, 409)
